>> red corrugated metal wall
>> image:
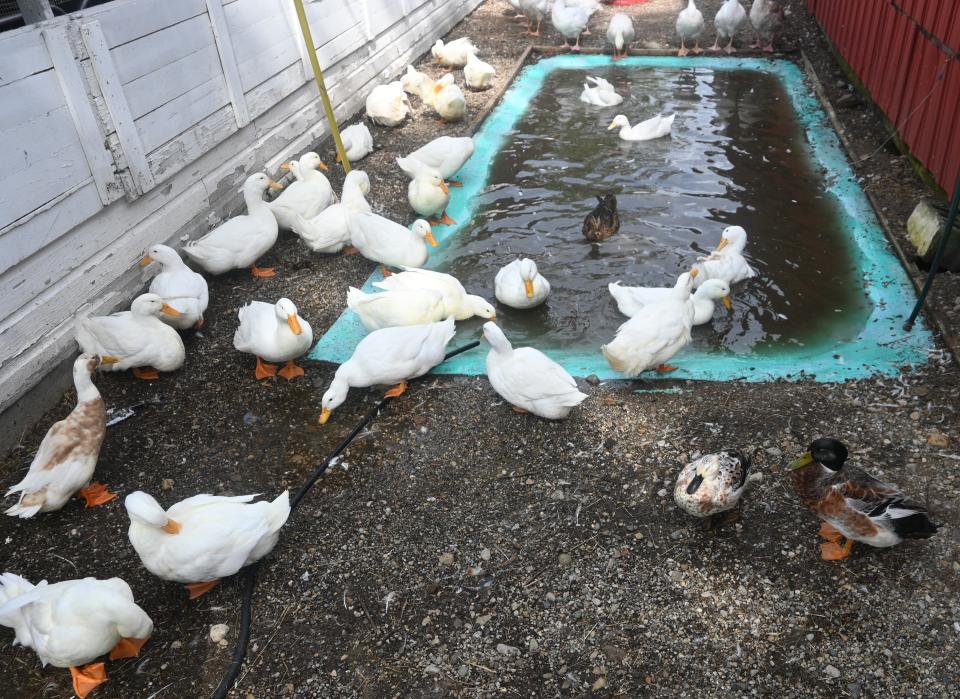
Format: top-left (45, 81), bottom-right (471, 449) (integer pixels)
top-left (807, 0), bottom-right (960, 193)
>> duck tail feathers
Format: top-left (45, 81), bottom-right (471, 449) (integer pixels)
top-left (887, 503), bottom-right (939, 540)
top-left (268, 490), bottom-right (291, 531)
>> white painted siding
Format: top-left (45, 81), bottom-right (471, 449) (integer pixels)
top-left (0, 0), bottom-right (485, 428)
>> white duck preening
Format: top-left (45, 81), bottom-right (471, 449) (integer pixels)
top-left (124, 490), bottom-right (290, 599)
top-left (0, 573), bottom-right (153, 698)
top-left (292, 170), bottom-right (371, 254)
top-left (580, 76), bottom-right (624, 107)
top-left (366, 81), bottom-right (410, 127)
top-left (609, 275), bottom-right (732, 325)
top-left (430, 73), bottom-right (466, 123)
top-left (712, 0), bottom-right (748, 53)
top-left (400, 136), bottom-right (475, 185)
top-left (691, 225), bottom-right (757, 287)
top-left (677, 0), bottom-right (706, 56)
top-left (184, 173), bottom-right (282, 277)
top-left (350, 215), bottom-right (438, 274)
top-left (608, 113), bottom-right (676, 141)
top-left (551, 0), bottom-right (591, 52)
top-left (431, 37), bottom-right (477, 67)
top-left (518, 0), bottom-right (550, 36)
top-left (141, 244), bottom-right (209, 330)
top-left (269, 152), bottom-right (335, 230)
top-left (338, 123), bottom-right (374, 163)
top-left (399, 162), bottom-right (454, 225)
top-left (75, 293), bottom-right (186, 380)
top-left (495, 258), bottom-right (551, 309)
top-left (483, 322), bottom-right (587, 420)
top-left (464, 51), bottom-right (496, 90)
top-left (607, 13), bottom-right (635, 60)
top-left (374, 266), bottom-right (496, 321)
top-left (601, 272), bottom-right (696, 376)
top-left (347, 287), bottom-right (447, 331)
top-left (401, 64), bottom-right (433, 100)
top-left (5, 354), bottom-right (114, 518)
top-left (319, 317), bottom-right (456, 424)
top-left (233, 298), bottom-right (313, 380)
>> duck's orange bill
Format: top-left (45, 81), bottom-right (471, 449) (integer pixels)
top-left (439, 180), bottom-right (450, 194)
top-left (269, 180), bottom-right (284, 190)
top-left (524, 279), bottom-right (535, 298)
top-left (139, 255), bottom-right (153, 267)
top-left (716, 237), bottom-right (730, 251)
top-left (722, 295), bottom-right (733, 310)
top-left (426, 230), bottom-right (439, 247)
top-left (99, 355), bottom-right (120, 365)
top-left (319, 408), bottom-right (331, 425)
top-left (287, 314), bottom-right (302, 335)
top-left (160, 303), bottom-right (182, 317)
top-left (162, 518), bottom-right (182, 534)
top-left (689, 267), bottom-right (699, 278)
top-left (280, 162), bottom-right (291, 170)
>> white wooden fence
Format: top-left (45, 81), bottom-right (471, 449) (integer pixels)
top-left (0, 0), bottom-right (483, 440)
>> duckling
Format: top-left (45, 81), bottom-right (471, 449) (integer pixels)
top-left (141, 244), bottom-right (208, 330)
top-left (788, 438), bottom-right (938, 560)
top-left (495, 258), bottom-right (550, 309)
top-left (430, 73), bottom-right (466, 123)
top-left (582, 194), bottom-right (620, 242)
top-left (233, 298), bottom-right (313, 380)
top-left (674, 451), bottom-right (762, 528)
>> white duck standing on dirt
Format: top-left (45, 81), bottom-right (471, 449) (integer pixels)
top-left (75, 293), bottom-right (186, 380)
top-left (293, 170), bottom-right (371, 254)
top-left (431, 37), bottom-right (477, 67)
top-left (365, 81), bottom-right (410, 127)
top-left (319, 317), bottom-right (456, 424)
top-left (519, 0), bottom-right (550, 36)
top-left (676, 0), bottom-right (706, 56)
top-left (0, 574), bottom-right (153, 698)
top-left (483, 322), bottom-right (587, 419)
top-left (464, 51), bottom-right (496, 90)
top-left (124, 490), bottom-right (290, 599)
top-left (233, 298), bottom-right (313, 380)
top-left (430, 73), bottom-right (467, 123)
top-left (551, 0), bottom-right (591, 52)
top-left (400, 162), bottom-right (455, 225)
top-left (691, 226), bottom-right (757, 287)
top-left (674, 451), bottom-right (763, 528)
top-left (400, 136), bottom-right (475, 186)
top-left (337, 123), bottom-right (374, 163)
top-left (374, 267), bottom-right (496, 321)
top-left (606, 13), bottom-right (635, 60)
top-left (141, 244), bottom-right (209, 330)
top-left (269, 152), bottom-right (335, 230)
top-left (5, 353), bottom-right (114, 517)
top-left (350, 215), bottom-right (437, 274)
top-left (580, 76), bottom-right (623, 107)
top-left (609, 276), bottom-right (732, 325)
top-left (712, 0), bottom-right (748, 53)
top-left (184, 173), bottom-right (282, 278)
top-left (495, 258), bottom-right (550, 309)
top-left (608, 113), bottom-right (676, 141)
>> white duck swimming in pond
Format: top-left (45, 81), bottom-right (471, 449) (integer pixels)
top-left (366, 81), bottom-right (410, 127)
top-left (0, 573), bottom-right (153, 698)
top-left (347, 287), bottom-right (447, 331)
top-left (675, 451), bottom-right (762, 524)
top-left (184, 173), bottom-right (282, 277)
top-left (601, 272), bottom-right (696, 376)
top-left (75, 294), bottom-right (185, 380)
top-left (401, 136), bottom-right (475, 185)
top-left (402, 166), bottom-right (454, 224)
top-left (350, 215), bottom-right (437, 273)
top-left (431, 37), bottom-right (476, 67)
top-left (609, 275), bottom-right (732, 325)
top-left (607, 12), bottom-right (635, 60)
top-left (691, 226), bottom-right (757, 287)
top-left (430, 73), bottom-right (466, 123)
top-left (551, 0), bottom-right (591, 52)
top-left (608, 113), bottom-right (676, 141)
top-left (269, 152), bottom-right (334, 230)
top-left (464, 52), bottom-right (496, 90)
top-left (580, 76), bottom-right (624, 107)
top-left (677, 0), bottom-right (706, 56)
top-left (319, 318), bottom-right (456, 424)
top-left (338, 123), bottom-right (374, 163)
top-left (483, 322), bottom-right (587, 420)
top-left (292, 170), bottom-right (371, 254)
top-left (141, 244), bottom-right (208, 330)
top-left (495, 258), bottom-right (550, 309)
top-left (374, 266), bottom-right (496, 321)
top-left (124, 490), bottom-right (290, 599)
top-left (5, 354), bottom-right (113, 518)
top-left (712, 0), bottom-right (748, 53)
top-left (233, 298), bottom-right (313, 380)
top-left (519, 0), bottom-right (550, 36)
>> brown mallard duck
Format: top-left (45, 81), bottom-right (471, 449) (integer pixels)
top-left (582, 194), bottom-right (620, 242)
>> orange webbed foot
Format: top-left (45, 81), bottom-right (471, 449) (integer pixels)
top-left (185, 580), bottom-right (220, 599)
top-left (446, 180), bottom-right (463, 187)
top-left (132, 367), bottom-right (160, 380)
top-left (341, 245), bottom-right (359, 255)
top-left (70, 663), bottom-right (107, 698)
top-left (277, 360), bottom-right (304, 381)
top-left (654, 364), bottom-right (678, 373)
top-left (77, 482), bottom-right (117, 508)
top-left (255, 357), bottom-right (277, 380)
top-left (820, 539), bottom-right (854, 561)
top-left (818, 522), bottom-right (843, 542)
top-left (384, 381), bottom-right (408, 399)
top-left (194, 317), bottom-right (205, 330)
top-left (439, 212), bottom-right (457, 225)
top-left (511, 406), bottom-right (529, 414)
top-left (109, 635), bottom-right (150, 660)
top-left (250, 264), bottom-right (276, 278)
top-left (380, 265), bottom-right (394, 277)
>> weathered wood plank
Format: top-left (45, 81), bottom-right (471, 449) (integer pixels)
top-left (0, 69), bottom-right (65, 126)
top-left (136, 75), bottom-right (230, 153)
top-left (234, 12), bottom-right (299, 92)
top-left (0, 140), bottom-right (91, 231)
top-left (147, 104), bottom-right (238, 182)
top-left (205, 0), bottom-right (250, 127)
top-left (123, 43), bottom-right (223, 120)
top-left (80, 0), bottom-right (207, 49)
top-left (109, 12), bottom-right (215, 86)
top-left (223, 0), bottom-right (280, 34)
top-left (0, 25), bottom-right (52, 88)
top-left (17, 0), bottom-right (54, 24)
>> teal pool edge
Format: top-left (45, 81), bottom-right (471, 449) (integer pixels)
top-left (311, 55), bottom-right (932, 382)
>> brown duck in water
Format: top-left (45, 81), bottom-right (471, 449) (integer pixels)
top-left (582, 194), bottom-right (620, 242)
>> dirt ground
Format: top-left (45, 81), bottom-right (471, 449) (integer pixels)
top-left (2, 1), bottom-right (959, 697)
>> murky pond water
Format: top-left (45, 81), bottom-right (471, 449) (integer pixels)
top-left (432, 66), bottom-right (872, 356)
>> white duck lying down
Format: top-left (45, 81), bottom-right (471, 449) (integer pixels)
top-left (608, 113), bottom-right (676, 141)
top-left (401, 136), bottom-right (475, 185)
top-left (464, 52), bottom-right (496, 90)
top-left (366, 81), bottom-right (410, 127)
top-left (124, 490), bottom-right (290, 598)
top-left (5, 354), bottom-right (114, 517)
top-left (674, 451), bottom-right (762, 527)
top-left (432, 37), bottom-right (477, 67)
top-left (141, 244), bottom-right (208, 330)
top-left (0, 573), bottom-right (153, 698)
top-left (609, 276), bottom-right (732, 325)
top-left (338, 123), bottom-right (374, 163)
top-left (349, 215), bottom-right (437, 274)
top-left (233, 298), bottom-right (313, 380)
top-left (483, 322), bottom-right (587, 419)
top-left (580, 76), bottom-right (623, 107)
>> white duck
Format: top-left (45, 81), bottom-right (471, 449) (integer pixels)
top-left (519, 0), bottom-right (550, 36)
top-left (347, 287), bottom-right (447, 331)
top-left (712, 0), bottom-right (748, 53)
top-left (350, 215), bottom-right (438, 273)
top-left (75, 294), bottom-right (185, 380)
top-left (401, 165), bottom-right (454, 224)
top-left (430, 73), bottom-right (466, 123)
top-left (0, 574), bottom-right (153, 698)
top-left (609, 276), bottom-right (732, 325)
top-left (483, 322), bottom-right (587, 420)
top-left (691, 226), bottom-right (757, 287)
top-left (580, 76), bottom-right (624, 107)
top-left (431, 37), bottom-right (477, 67)
top-left (233, 298), bottom-right (313, 380)
top-left (184, 173), bottom-right (282, 277)
top-left (495, 258), bottom-right (550, 309)
top-left (464, 51), bottom-right (496, 90)
top-left (551, 0), bottom-right (591, 52)
top-left (601, 272), bottom-right (696, 376)
top-left (401, 64), bottom-right (433, 100)
top-left (319, 317), bottom-right (456, 424)
top-left (338, 123), bottom-right (374, 163)
top-left (5, 354), bottom-right (113, 517)
top-left (365, 81), bottom-right (410, 127)
top-left (124, 490), bottom-right (290, 599)
top-left (677, 0), bottom-right (706, 56)
top-left (401, 136), bottom-right (475, 185)
top-left (608, 113), bottom-right (676, 141)
top-left (269, 152), bottom-right (335, 230)
top-left (749, 0), bottom-right (786, 51)
top-left (374, 266), bottom-right (496, 321)
top-left (292, 170), bottom-right (371, 254)
top-left (607, 13), bottom-right (635, 60)
top-left (141, 244), bottom-right (208, 330)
